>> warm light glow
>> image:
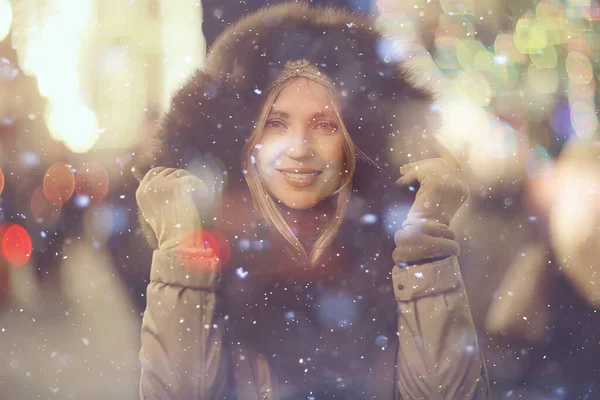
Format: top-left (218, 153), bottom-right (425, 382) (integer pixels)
top-left (46, 103), bottom-right (99, 153)
top-left (438, 96), bottom-right (491, 148)
top-left (12, 0), bottom-right (98, 152)
top-left (549, 166), bottom-right (599, 252)
top-left (453, 71), bottom-right (493, 106)
top-left (0, 0), bottom-right (12, 42)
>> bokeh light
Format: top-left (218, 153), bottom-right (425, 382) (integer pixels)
top-left (549, 166), bottom-right (600, 253)
top-left (177, 228), bottom-right (231, 272)
top-left (75, 162), bottom-right (110, 204)
top-left (527, 64), bottom-right (559, 95)
top-left (0, 168), bottom-right (4, 197)
top-left (0, 0), bottom-right (11, 42)
top-left (566, 51), bottom-right (594, 85)
top-left (43, 162), bottom-right (76, 204)
top-left (514, 15), bottom-right (547, 54)
top-left (439, 0), bottom-right (475, 15)
top-left (529, 45), bottom-right (558, 69)
top-left (31, 184), bottom-right (62, 226)
top-left (82, 205), bottom-right (129, 243)
top-left (453, 71), bottom-right (493, 106)
top-left (494, 33), bottom-right (528, 65)
top-left (569, 100), bottom-right (598, 139)
top-left (1, 223), bottom-right (32, 267)
top-left (434, 36), bottom-right (460, 70)
top-left (456, 39), bottom-right (489, 71)
top-left (46, 103), bottom-right (99, 153)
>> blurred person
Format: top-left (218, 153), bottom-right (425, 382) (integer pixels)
top-left (133, 3), bottom-right (489, 399)
top-left (482, 137), bottom-right (600, 397)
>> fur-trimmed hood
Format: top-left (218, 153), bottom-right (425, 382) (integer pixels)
top-left (133, 1), bottom-right (440, 195)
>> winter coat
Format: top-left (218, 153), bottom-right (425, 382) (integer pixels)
top-left (134, 2), bottom-right (489, 399)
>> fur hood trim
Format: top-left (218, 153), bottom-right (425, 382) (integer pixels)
top-left (133, 1), bottom-right (440, 200)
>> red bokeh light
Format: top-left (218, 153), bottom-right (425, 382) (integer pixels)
top-left (177, 228), bottom-right (231, 272)
top-left (1, 224), bottom-right (32, 267)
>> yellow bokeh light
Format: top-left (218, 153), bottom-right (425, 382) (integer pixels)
top-left (527, 64), bottom-right (559, 94)
top-left (473, 49), bottom-right (494, 71)
top-left (453, 71), bottom-right (493, 106)
top-left (46, 103), bottom-right (99, 153)
top-left (0, 0), bottom-right (12, 42)
top-left (530, 45), bottom-right (558, 69)
top-left (456, 39), bottom-right (488, 71)
top-left (536, 17), bottom-right (563, 45)
top-left (514, 16), bottom-right (548, 54)
top-left (566, 51), bottom-right (593, 85)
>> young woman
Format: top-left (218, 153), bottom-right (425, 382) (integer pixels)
top-left (134, 3), bottom-right (489, 399)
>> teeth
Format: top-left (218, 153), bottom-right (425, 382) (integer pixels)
top-left (281, 171), bottom-right (319, 178)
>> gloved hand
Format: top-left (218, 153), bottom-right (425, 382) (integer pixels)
top-left (392, 144), bottom-right (469, 265)
top-left (395, 156), bottom-right (469, 227)
top-left (136, 167), bottom-right (220, 270)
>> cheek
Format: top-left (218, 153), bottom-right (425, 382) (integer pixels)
top-left (321, 139), bottom-right (345, 168)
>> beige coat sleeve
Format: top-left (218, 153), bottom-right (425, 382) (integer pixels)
top-left (139, 249), bottom-right (229, 399)
top-left (392, 256), bottom-right (489, 399)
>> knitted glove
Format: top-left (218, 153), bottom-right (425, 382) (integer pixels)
top-left (393, 152), bottom-right (469, 265)
top-left (136, 167), bottom-right (220, 269)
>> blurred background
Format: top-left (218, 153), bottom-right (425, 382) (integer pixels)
top-left (0, 0), bottom-right (599, 399)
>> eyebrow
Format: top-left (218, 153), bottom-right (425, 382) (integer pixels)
top-left (268, 109), bottom-right (337, 120)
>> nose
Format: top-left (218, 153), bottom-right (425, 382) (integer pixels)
top-left (283, 128), bottom-right (313, 160)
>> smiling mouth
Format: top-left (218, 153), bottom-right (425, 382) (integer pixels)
top-left (276, 169), bottom-right (322, 187)
top-left (278, 170), bottom-right (321, 178)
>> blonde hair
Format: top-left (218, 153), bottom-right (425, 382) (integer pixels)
top-left (242, 78), bottom-right (358, 267)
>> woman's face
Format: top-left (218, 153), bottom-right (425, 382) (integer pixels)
top-left (255, 78), bottom-right (346, 210)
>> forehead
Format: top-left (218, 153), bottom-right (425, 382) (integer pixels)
top-left (271, 78), bottom-right (336, 114)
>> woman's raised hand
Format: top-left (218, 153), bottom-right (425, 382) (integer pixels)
top-left (392, 142), bottom-right (469, 265)
top-left (135, 167), bottom-right (220, 269)
top-left (395, 142), bottom-right (469, 227)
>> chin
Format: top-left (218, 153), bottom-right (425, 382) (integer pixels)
top-left (278, 195), bottom-right (322, 210)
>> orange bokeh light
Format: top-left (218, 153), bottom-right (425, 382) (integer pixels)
top-left (0, 168), bottom-right (4, 197)
top-left (31, 184), bottom-right (62, 226)
top-left (75, 162), bottom-right (110, 204)
top-left (0, 223), bottom-right (32, 267)
top-left (43, 162), bottom-right (75, 204)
